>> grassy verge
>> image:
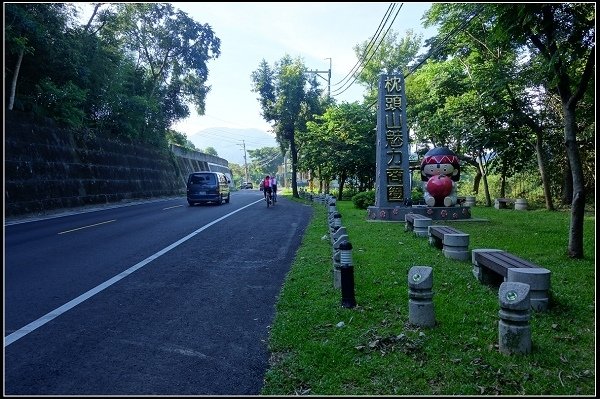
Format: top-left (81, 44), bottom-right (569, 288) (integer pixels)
top-left (261, 196), bottom-right (595, 395)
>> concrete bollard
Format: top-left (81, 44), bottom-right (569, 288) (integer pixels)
top-left (331, 226), bottom-right (347, 242)
top-left (328, 201), bottom-right (337, 215)
top-left (333, 234), bottom-right (349, 252)
top-left (339, 241), bottom-right (356, 308)
top-left (332, 250), bottom-right (341, 288)
top-left (332, 234), bottom-right (349, 283)
top-left (408, 266), bottom-right (435, 327)
top-left (498, 281), bottom-right (532, 355)
top-left (330, 212), bottom-right (342, 233)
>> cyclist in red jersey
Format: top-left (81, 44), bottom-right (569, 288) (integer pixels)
top-left (262, 175), bottom-right (272, 201)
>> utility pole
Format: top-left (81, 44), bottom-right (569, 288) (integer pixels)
top-left (237, 140), bottom-right (249, 183)
top-left (308, 57), bottom-right (331, 100)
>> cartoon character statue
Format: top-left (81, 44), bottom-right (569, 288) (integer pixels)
top-left (420, 147), bottom-right (461, 207)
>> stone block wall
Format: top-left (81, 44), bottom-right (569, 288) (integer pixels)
top-left (4, 111), bottom-right (226, 216)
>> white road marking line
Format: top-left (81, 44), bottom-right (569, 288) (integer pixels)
top-left (4, 199), bottom-right (264, 347)
top-left (57, 219), bottom-right (116, 234)
top-left (163, 205), bottom-right (183, 210)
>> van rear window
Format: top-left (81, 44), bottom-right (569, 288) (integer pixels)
top-left (189, 174), bottom-right (215, 184)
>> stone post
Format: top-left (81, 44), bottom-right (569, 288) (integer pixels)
top-left (498, 281), bottom-right (532, 355)
top-left (330, 212), bottom-right (342, 233)
top-left (408, 266), bottom-right (435, 327)
top-left (339, 241), bottom-right (356, 308)
top-left (507, 268), bottom-right (551, 312)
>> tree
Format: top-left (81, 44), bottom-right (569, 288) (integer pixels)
top-left (423, 3), bottom-right (594, 258)
top-left (303, 102), bottom-right (376, 199)
top-left (248, 147), bottom-right (283, 177)
top-left (499, 3), bottom-right (594, 258)
top-left (227, 162), bottom-right (245, 188)
top-left (166, 129), bottom-right (197, 150)
top-left (251, 55), bottom-right (324, 197)
top-left (5, 3), bottom-right (78, 112)
top-left (201, 146), bottom-right (218, 156)
top-left (350, 29), bottom-right (423, 105)
top-left (98, 3), bottom-right (221, 140)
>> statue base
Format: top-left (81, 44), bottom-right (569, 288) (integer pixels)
top-left (367, 204), bottom-right (472, 222)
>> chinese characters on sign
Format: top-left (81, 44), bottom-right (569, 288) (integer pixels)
top-left (384, 76), bottom-right (405, 202)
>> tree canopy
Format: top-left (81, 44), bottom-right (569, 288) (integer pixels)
top-left (5, 2), bottom-right (220, 147)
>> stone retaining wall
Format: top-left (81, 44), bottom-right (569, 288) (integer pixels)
top-left (4, 111), bottom-right (227, 216)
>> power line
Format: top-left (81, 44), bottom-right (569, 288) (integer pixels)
top-left (365, 4), bottom-right (485, 110)
top-left (331, 3), bottom-right (403, 97)
top-left (330, 3), bottom-right (397, 88)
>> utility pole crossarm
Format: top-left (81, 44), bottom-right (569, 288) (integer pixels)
top-left (307, 57), bottom-right (332, 99)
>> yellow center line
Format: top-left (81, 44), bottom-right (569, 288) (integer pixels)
top-left (58, 219), bottom-right (116, 235)
top-left (163, 205), bottom-right (183, 210)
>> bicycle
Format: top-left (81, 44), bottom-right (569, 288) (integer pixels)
top-left (265, 188), bottom-right (274, 208)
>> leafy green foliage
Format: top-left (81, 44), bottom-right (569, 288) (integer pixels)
top-left (5, 3), bottom-right (219, 149)
top-left (34, 78), bottom-right (86, 128)
top-left (302, 102), bottom-right (376, 197)
top-left (248, 146), bottom-right (284, 176)
top-left (351, 190), bottom-right (375, 209)
top-left (251, 55), bottom-right (325, 197)
top-left (165, 129), bottom-right (197, 150)
top-left (352, 29), bottom-right (423, 105)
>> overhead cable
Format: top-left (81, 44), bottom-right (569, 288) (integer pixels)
top-left (332, 3), bottom-right (403, 97)
top-left (330, 3), bottom-right (397, 88)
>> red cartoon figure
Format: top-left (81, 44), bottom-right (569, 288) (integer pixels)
top-left (420, 147), bottom-right (461, 207)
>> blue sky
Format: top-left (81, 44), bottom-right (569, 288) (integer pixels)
top-left (76, 3), bottom-right (436, 161)
top-left (169, 3), bottom-right (437, 132)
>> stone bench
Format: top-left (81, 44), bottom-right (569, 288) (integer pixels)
top-left (428, 225), bottom-right (470, 261)
top-left (472, 249), bottom-right (551, 312)
top-left (405, 213), bottom-right (432, 237)
top-left (494, 198), bottom-right (515, 209)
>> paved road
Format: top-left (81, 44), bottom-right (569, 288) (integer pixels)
top-left (4, 192), bottom-right (314, 395)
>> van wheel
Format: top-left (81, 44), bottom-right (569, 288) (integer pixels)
top-left (188, 201), bottom-right (194, 206)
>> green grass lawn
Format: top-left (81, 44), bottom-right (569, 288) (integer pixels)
top-left (261, 196), bottom-right (595, 395)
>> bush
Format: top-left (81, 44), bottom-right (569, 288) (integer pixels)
top-left (352, 190), bottom-right (375, 209)
top-left (335, 186), bottom-right (358, 201)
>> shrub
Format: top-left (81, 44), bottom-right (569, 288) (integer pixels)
top-left (352, 190), bottom-right (375, 209)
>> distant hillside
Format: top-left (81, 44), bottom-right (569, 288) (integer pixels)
top-left (188, 127), bottom-right (277, 165)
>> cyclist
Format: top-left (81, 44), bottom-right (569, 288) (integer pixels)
top-left (262, 175), bottom-right (272, 204)
top-left (271, 175), bottom-right (278, 203)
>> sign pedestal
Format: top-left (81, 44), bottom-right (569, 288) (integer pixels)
top-left (367, 205), bottom-right (472, 221)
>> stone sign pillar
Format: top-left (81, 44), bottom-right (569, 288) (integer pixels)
top-left (367, 74), bottom-right (412, 221)
top-left (366, 74), bottom-right (472, 222)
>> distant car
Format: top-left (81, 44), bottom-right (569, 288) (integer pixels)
top-left (187, 171), bottom-right (230, 205)
top-left (242, 182), bottom-right (253, 189)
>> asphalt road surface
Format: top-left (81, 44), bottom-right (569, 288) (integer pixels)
top-left (4, 191), bottom-right (314, 395)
